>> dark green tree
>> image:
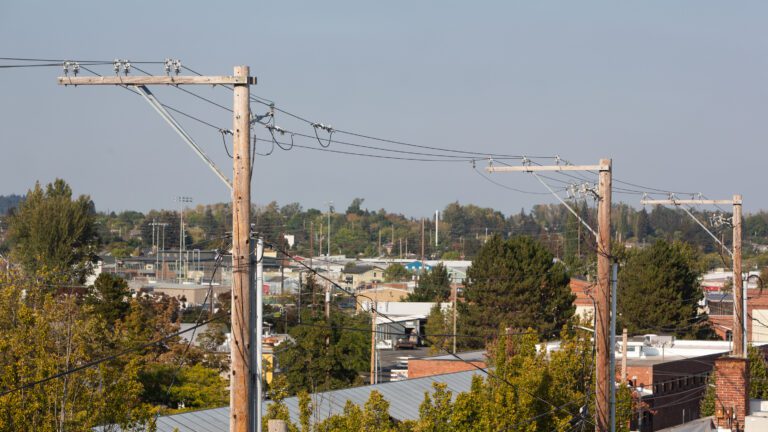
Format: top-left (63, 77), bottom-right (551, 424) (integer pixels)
top-left (407, 263), bottom-right (451, 302)
top-left (85, 273), bottom-right (131, 329)
top-left (7, 179), bottom-right (97, 282)
top-left (276, 311), bottom-right (370, 395)
top-left (617, 240), bottom-right (702, 337)
top-left (460, 235), bottom-right (573, 347)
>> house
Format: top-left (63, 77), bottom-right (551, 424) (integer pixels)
top-left (618, 338), bottom-right (768, 431)
top-left (354, 284), bottom-right (410, 312)
top-left (341, 264), bottom-right (385, 288)
top-left (570, 278), bottom-right (595, 318)
top-left (149, 282), bottom-right (231, 308)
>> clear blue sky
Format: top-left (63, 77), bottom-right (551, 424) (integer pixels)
top-left (1, 1), bottom-right (766, 217)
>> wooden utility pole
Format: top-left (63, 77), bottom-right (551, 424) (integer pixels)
top-left (487, 159), bottom-right (612, 432)
top-left (421, 218), bottom-right (426, 264)
top-left (640, 195), bottom-right (744, 357)
top-left (595, 159), bottom-right (612, 432)
top-left (232, 65), bottom-right (254, 432)
top-left (733, 195), bottom-right (744, 357)
top-left (59, 66), bottom-right (258, 432)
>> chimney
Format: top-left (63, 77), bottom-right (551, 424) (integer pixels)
top-left (714, 356), bottom-right (750, 432)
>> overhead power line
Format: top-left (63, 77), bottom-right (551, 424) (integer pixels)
top-left (0, 315), bottom-right (222, 398)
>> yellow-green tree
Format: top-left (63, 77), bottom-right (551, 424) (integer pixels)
top-left (7, 179), bottom-right (98, 282)
top-left (0, 270), bottom-right (154, 431)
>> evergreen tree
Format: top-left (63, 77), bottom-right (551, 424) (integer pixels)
top-left (85, 273), bottom-right (131, 329)
top-left (617, 240), bottom-right (703, 337)
top-left (407, 263), bottom-right (451, 302)
top-left (276, 311), bottom-right (370, 395)
top-left (460, 236), bottom-right (574, 347)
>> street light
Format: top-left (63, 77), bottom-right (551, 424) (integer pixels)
top-left (176, 196), bottom-right (193, 282)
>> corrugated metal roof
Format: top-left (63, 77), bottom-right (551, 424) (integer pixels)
top-left (97, 369), bottom-right (481, 431)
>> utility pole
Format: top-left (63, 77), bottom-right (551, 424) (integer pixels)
top-left (59, 65), bottom-right (259, 432)
top-left (640, 195), bottom-right (744, 357)
top-left (487, 159), bottom-right (612, 432)
top-left (733, 195), bottom-right (744, 356)
top-left (176, 196), bottom-right (192, 282)
top-left (421, 218), bottom-right (425, 265)
top-left (327, 201), bottom-right (333, 257)
top-left (435, 210), bottom-right (439, 247)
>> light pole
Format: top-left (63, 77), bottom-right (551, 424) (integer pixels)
top-left (327, 201), bottom-right (333, 257)
top-left (176, 196), bottom-right (192, 283)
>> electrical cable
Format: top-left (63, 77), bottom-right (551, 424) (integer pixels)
top-left (0, 315), bottom-right (223, 397)
top-left (266, 239), bottom-right (595, 427)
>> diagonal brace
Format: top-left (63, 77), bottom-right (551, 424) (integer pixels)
top-left (134, 85), bottom-right (233, 190)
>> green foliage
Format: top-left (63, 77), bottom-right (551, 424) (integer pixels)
top-left (412, 327), bottom-right (596, 432)
top-left (440, 250), bottom-right (461, 260)
top-left (383, 263), bottom-right (411, 282)
top-left (700, 374), bottom-right (716, 417)
top-left (617, 240), bottom-right (704, 337)
top-left (138, 363), bottom-right (227, 411)
top-left (749, 345), bottom-right (768, 399)
top-left (424, 303), bottom-right (452, 354)
top-left (0, 270), bottom-right (155, 431)
top-left (85, 273), bottom-right (131, 329)
top-left (461, 236), bottom-right (574, 347)
top-left (268, 325), bottom-right (613, 432)
top-left (7, 179), bottom-right (97, 282)
top-left (407, 263), bottom-right (451, 302)
top-left (277, 311), bottom-right (370, 395)
top-left (263, 376), bottom-right (298, 432)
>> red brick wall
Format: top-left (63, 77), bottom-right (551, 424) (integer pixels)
top-left (715, 357), bottom-right (749, 432)
top-left (408, 359), bottom-right (487, 379)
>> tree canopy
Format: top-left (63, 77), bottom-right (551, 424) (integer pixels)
top-left (617, 240), bottom-right (705, 337)
top-left (7, 179), bottom-right (97, 282)
top-left (406, 263), bottom-right (451, 302)
top-left (460, 235), bottom-right (574, 347)
top-left (276, 311), bottom-right (370, 395)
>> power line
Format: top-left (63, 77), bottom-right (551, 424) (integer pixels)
top-left (266, 238), bottom-right (595, 428)
top-left (0, 315), bottom-right (222, 397)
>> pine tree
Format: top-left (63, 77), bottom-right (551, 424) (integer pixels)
top-left (617, 240), bottom-right (702, 337)
top-left (460, 235), bottom-right (574, 347)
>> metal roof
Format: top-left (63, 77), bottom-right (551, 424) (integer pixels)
top-left (97, 369), bottom-right (481, 431)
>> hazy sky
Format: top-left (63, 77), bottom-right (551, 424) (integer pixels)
top-left (1, 1), bottom-right (766, 217)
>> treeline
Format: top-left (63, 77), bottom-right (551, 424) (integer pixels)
top-left (4, 193), bottom-right (768, 266)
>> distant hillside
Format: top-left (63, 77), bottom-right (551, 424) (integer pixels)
top-left (0, 195), bottom-right (23, 215)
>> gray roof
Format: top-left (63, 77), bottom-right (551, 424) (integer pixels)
top-left (98, 369), bottom-right (481, 431)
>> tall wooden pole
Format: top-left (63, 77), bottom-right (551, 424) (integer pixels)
top-left (733, 194), bottom-right (744, 357)
top-left (595, 159), bottom-right (612, 432)
top-left (231, 65), bottom-right (252, 432)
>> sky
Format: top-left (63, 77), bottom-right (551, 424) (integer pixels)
top-left (1, 1), bottom-right (767, 218)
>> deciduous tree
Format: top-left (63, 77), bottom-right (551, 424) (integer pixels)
top-left (7, 179), bottom-right (97, 282)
